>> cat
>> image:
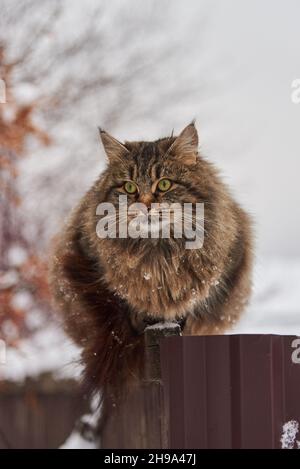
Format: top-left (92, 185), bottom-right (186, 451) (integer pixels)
top-left (50, 122), bottom-right (253, 403)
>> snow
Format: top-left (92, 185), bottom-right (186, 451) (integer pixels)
top-left (7, 246), bottom-right (28, 267)
top-left (60, 396), bottom-right (101, 449)
top-left (60, 430), bottom-right (97, 450)
top-left (0, 324), bottom-right (82, 382)
top-left (10, 291), bottom-right (33, 311)
top-left (24, 308), bottom-right (45, 330)
top-left (232, 257), bottom-right (300, 336)
top-left (147, 321), bottom-right (181, 331)
top-left (0, 270), bottom-right (19, 289)
top-left (281, 420), bottom-right (300, 449)
top-left (0, 340), bottom-right (6, 365)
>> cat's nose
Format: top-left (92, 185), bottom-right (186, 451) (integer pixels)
top-left (139, 194), bottom-right (153, 210)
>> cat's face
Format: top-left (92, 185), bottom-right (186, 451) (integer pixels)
top-left (97, 123), bottom-right (208, 241)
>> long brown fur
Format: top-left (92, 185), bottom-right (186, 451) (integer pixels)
top-left (49, 122), bottom-right (253, 405)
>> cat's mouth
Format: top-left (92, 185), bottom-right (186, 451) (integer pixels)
top-left (126, 209), bottom-right (176, 231)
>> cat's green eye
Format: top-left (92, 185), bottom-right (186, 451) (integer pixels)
top-left (124, 181), bottom-right (138, 194)
top-left (157, 178), bottom-right (172, 192)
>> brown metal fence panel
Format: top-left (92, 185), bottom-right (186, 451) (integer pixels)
top-left (5, 333), bottom-right (299, 448)
top-left (160, 334), bottom-right (300, 449)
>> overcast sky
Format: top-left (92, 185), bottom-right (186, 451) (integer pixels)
top-left (186, 0), bottom-right (300, 257)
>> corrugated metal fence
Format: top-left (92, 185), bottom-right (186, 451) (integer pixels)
top-left (1, 332), bottom-right (300, 448)
top-left (102, 331), bottom-right (300, 449)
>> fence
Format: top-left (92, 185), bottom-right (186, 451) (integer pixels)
top-left (1, 331), bottom-right (300, 448)
top-left (102, 329), bottom-right (300, 449)
top-left (0, 373), bottom-right (89, 449)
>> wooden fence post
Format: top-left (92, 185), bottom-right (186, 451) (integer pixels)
top-left (144, 323), bottom-right (181, 382)
top-left (100, 322), bottom-right (181, 449)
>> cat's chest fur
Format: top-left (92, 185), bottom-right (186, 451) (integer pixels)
top-left (99, 244), bottom-right (211, 319)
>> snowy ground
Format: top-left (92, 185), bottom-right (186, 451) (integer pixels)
top-left (233, 257), bottom-right (300, 336)
top-left (0, 324), bottom-right (81, 382)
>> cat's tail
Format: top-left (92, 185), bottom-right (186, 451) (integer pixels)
top-left (80, 298), bottom-right (145, 403)
top-left (50, 225), bottom-right (145, 415)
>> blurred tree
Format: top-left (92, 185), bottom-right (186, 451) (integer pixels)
top-left (0, 45), bottom-right (51, 345)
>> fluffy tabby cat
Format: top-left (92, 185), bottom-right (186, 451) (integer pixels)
top-left (50, 122), bottom-right (253, 401)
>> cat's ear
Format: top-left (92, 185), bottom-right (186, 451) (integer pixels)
top-left (167, 121), bottom-right (198, 165)
top-left (99, 128), bottom-right (129, 163)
